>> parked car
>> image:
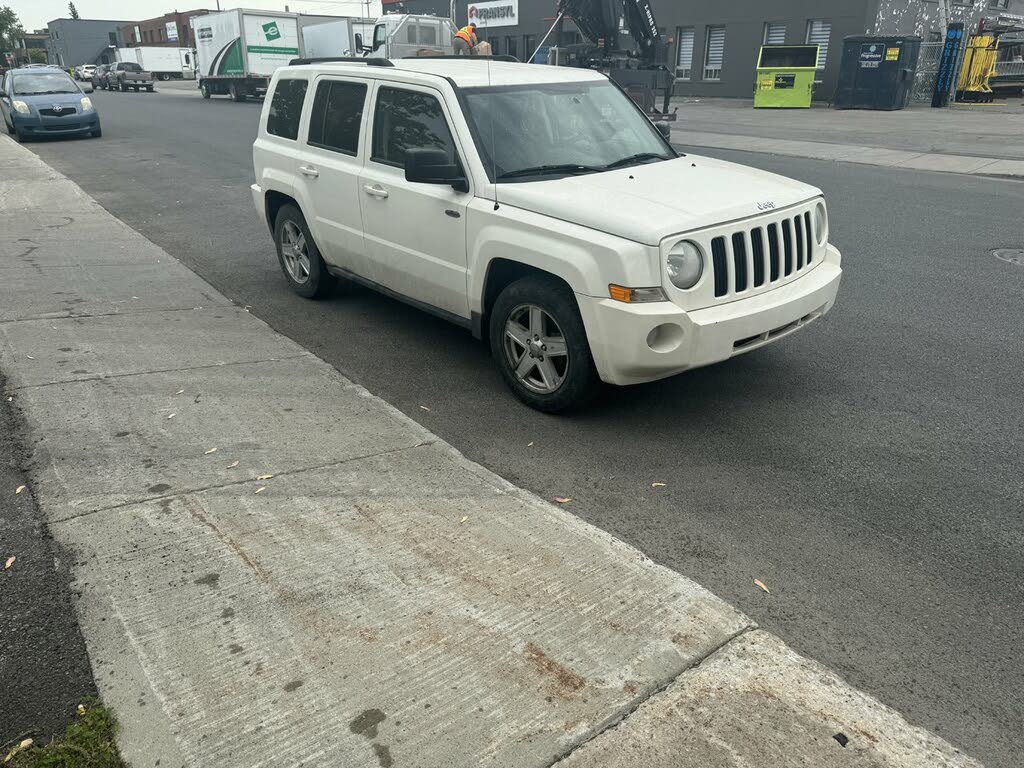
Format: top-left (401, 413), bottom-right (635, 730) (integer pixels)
top-left (92, 64), bottom-right (113, 90)
top-left (110, 61), bottom-right (154, 92)
top-left (75, 64), bottom-right (96, 81)
top-left (251, 60), bottom-right (843, 411)
top-left (0, 66), bottom-right (100, 142)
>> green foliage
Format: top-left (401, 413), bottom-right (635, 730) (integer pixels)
top-left (0, 6), bottom-right (25, 52)
top-left (68, 3), bottom-right (80, 21)
top-left (27, 49), bottom-right (47, 64)
top-left (7, 699), bottom-right (126, 768)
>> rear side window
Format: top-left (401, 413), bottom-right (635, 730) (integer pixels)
top-left (267, 78), bottom-right (308, 141)
top-left (372, 87), bottom-right (456, 167)
top-left (308, 80), bottom-right (367, 155)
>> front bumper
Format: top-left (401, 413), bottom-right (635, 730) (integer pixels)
top-left (13, 111), bottom-right (100, 137)
top-left (577, 244), bottom-right (843, 385)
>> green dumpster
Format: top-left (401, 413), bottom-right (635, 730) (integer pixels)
top-left (754, 45), bottom-right (820, 108)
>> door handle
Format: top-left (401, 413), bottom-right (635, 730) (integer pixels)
top-left (299, 165), bottom-right (319, 178)
top-left (363, 184), bottom-right (389, 199)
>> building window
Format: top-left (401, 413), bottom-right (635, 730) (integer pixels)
top-left (523, 35), bottom-right (536, 61)
top-left (763, 22), bottom-right (786, 45)
top-left (675, 26), bottom-right (694, 80)
top-left (703, 25), bottom-right (725, 81)
top-left (989, 0), bottom-right (1009, 8)
top-left (806, 19), bottom-right (831, 69)
top-left (505, 36), bottom-right (518, 59)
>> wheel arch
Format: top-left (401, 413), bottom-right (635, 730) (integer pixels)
top-left (476, 258), bottom-right (577, 341)
top-left (264, 190), bottom-right (298, 235)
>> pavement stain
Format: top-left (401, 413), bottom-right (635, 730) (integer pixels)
top-left (194, 572), bottom-right (220, 588)
top-left (350, 708), bottom-right (387, 739)
top-left (283, 680), bottom-right (304, 692)
top-left (373, 744), bottom-right (393, 768)
top-left (147, 483), bottom-right (171, 493)
top-left (523, 641), bottom-right (586, 697)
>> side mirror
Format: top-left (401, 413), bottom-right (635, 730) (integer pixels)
top-left (655, 121), bottom-right (671, 140)
top-left (354, 33), bottom-right (364, 52)
top-left (405, 149), bottom-right (468, 192)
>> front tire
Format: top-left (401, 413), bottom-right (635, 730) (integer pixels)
top-left (273, 204), bottom-right (335, 299)
top-left (119, 81), bottom-right (127, 92)
top-left (91, 126), bottom-right (102, 138)
top-left (489, 275), bottom-right (599, 413)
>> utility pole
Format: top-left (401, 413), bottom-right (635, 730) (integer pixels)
top-left (937, 0), bottom-right (950, 32)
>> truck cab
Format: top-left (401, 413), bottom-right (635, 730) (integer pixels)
top-left (251, 59), bottom-right (842, 412)
top-left (365, 15), bottom-right (457, 59)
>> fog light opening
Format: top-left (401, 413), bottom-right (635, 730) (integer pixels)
top-left (646, 323), bottom-right (685, 353)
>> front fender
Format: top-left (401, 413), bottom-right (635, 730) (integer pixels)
top-left (467, 200), bottom-right (660, 314)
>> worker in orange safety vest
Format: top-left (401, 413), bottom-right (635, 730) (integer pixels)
top-left (453, 23), bottom-right (477, 55)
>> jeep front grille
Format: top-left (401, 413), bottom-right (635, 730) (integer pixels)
top-left (711, 211), bottom-right (815, 298)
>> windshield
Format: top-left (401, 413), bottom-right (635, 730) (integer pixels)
top-left (121, 63), bottom-right (142, 72)
top-left (12, 72), bottom-right (79, 95)
top-left (461, 80), bottom-right (675, 181)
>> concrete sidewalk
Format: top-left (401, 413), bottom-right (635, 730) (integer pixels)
top-left (0, 136), bottom-right (979, 768)
top-left (669, 97), bottom-right (1024, 177)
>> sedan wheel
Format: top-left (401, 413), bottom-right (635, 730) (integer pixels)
top-left (503, 304), bottom-right (569, 395)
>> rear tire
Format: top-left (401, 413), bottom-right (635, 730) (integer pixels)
top-left (200, 81), bottom-right (211, 99)
top-left (145, 85), bottom-right (154, 92)
top-left (489, 275), bottom-right (599, 413)
top-left (229, 81), bottom-right (246, 102)
top-left (119, 81), bottom-right (127, 92)
top-left (273, 204), bottom-right (336, 299)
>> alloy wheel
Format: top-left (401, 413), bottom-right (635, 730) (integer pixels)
top-left (280, 220), bottom-right (311, 284)
top-left (503, 304), bottom-right (569, 394)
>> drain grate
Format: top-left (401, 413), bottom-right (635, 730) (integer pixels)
top-left (992, 248), bottom-right (1024, 266)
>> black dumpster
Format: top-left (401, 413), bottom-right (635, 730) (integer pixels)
top-left (834, 35), bottom-right (921, 110)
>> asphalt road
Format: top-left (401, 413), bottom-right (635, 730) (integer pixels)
top-left (23, 86), bottom-right (1024, 767)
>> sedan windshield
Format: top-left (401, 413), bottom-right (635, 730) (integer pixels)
top-left (12, 73), bottom-right (79, 95)
top-left (461, 80), bottom-right (675, 182)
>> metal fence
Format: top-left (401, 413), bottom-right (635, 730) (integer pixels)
top-left (911, 41), bottom-right (946, 102)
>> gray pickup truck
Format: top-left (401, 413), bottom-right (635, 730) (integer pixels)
top-left (111, 62), bottom-right (154, 92)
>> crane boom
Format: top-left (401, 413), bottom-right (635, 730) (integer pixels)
top-left (557, 0), bottom-right (665, 63)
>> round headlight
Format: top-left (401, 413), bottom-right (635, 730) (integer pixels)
top-left (813, 202), bottom-right (828, 246)
top-left (667, 240), bottom-right (704, 290)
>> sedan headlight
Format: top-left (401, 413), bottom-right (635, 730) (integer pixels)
top-left (813, 202), bottom-right (828, 246)
top-left (80, 97), bottom-right (94, 112)
top-left (666, 240), bottom-right (704, 290)
top-left (12, 100), bottom-right (30, 114)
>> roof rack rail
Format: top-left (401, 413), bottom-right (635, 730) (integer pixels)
top-left (288, 57), bottom-right (394, 67)
top-left (405, 55), bottom-right (521, 63)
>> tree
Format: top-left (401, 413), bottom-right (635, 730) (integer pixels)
top-left (68, 2), bottom-right (80, 20)
top-left (0, 6), bottom-right (25, 56)
top-left (28, 48), bottom-right (47, 64)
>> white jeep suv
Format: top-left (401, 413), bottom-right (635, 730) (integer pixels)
top-left (252, 57), bottom-right (842, 412)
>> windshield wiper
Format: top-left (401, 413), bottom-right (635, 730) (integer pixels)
top-left (604, 152), bottom-right (673, 170)
top-left (497, 164), bottom-right (603, 180)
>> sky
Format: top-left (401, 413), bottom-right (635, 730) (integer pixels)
top-left (12, 0), bottom-right (385, 31)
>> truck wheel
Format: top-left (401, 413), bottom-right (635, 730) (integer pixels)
top-left (200, 81), bottom-right (211, 99)
top-left (489, 276), bottom-right (599, 413)
top-left (119, 81), bottom-right (127, 92)
top-left (146, 85), bottom-right (154, 92)
top-left (229, 82), bottom-right (246, 102)
top-left (274, 204), bottom-right (335, 299)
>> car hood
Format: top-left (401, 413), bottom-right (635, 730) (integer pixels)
top-left (492, 154), bottom-right (821, 246)
top-left (20, 92), bottom-right (84, 110)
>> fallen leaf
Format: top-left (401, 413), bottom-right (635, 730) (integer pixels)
top-left (459, 516), bottom-right (469, 524)
top-left (753, 579), bottom-right (771, 594)
top-left (15, 485), bottom-right (26, 495)
top-left (255, 474), bottom-right (273, 480)
top-left (204, 447), bottom-right (218, 455)
top-left (4, 556), bottom-right (15, 569)
top-left (254, 487), bottom-right (266, 494)
top-left (226, 461), bottom-right (240, 469)
top-left (77, 704), bottom-right (86, 716)
top-left (554, 497), bottom-right (573, 504)
top-left (26, 355), bottom-right (35, 360)
top-left (652, 482), bottom-right (666, 488)
top-left (419, 405), bottom-right (431, 411)
top-left (3, 737), bottom-right (33, 762)
top-left (174, 389), bottom-right (184, 395)
top-left (167, 413), bottom-right (176, 420)
top-left (527, 442), bottom-right (534, 447)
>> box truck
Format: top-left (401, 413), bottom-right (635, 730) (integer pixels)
top-left (116, 47), bottom-right (195, 80)
top-left (193, 9), bottom-right (361, 101)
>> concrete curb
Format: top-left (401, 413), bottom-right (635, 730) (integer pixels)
top-left (671, 130), bottom-right (1024, 178)
top-left (0, 135), bottom-right (981, 768)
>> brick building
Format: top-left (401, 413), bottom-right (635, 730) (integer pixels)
top-left (121, 9), bottom-right (210, 49)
